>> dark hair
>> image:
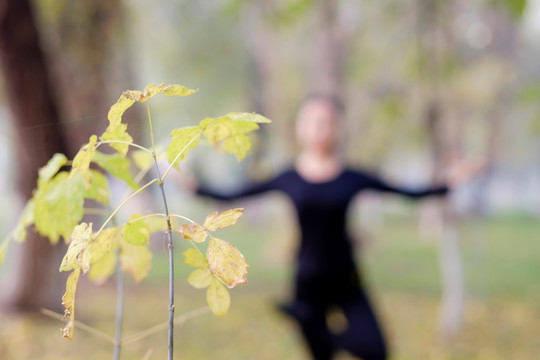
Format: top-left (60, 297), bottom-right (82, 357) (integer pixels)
top-left (300, 93), bottom-right (345, 116)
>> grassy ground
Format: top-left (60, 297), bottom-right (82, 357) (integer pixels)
top-left (0, 214), bottom-right (539, 359)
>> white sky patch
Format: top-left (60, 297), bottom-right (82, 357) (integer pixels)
top-left (523, 0), bottom-right (540, 34)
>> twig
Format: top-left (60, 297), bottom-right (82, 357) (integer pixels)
top-left (146, 101), bottom-right (176, 360)
top-left (41, 308), bottom-right (116, 345)
top-left (142, 348), bottom-right (154, 360)
top-left (121, 306), bottom-right (210, 345)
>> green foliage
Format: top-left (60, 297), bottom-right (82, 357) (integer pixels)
top-left (491, 0), bottom-right (527, 18)
top-left (1, 83), bottom-right (270, 345)
top-left (122, 214), bottom-right (150, 245)
top-left (93, 151), bottom-right (139, 190)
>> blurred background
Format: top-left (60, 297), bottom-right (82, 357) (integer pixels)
top-left (0, 0), bottom-right (539, 359)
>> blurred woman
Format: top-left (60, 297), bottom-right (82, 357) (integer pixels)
top-left (194, 95), bottom-right (470, 360)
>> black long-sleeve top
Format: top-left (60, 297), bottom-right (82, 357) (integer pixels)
top-left (197, 167), bottom-right (448, 279)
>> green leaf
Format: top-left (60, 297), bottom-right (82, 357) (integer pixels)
top-left (88, 252), bottom-right (117, 285)
top-left (203, 208), bottom-right (244, 231)
top-left (206, 237), bottom-right (248, 289)
top-left (101, 123), bottom-right (134, 157)
top-left (166, 126), bottom-right (202, 167)
top-left (93, 151), bottom-right (139, 190)
top-left (188, 268), bottom-right (212, 289)
top-left (122, 214), bottom-right (150, 245)
top-left (120, 242), bottom-right (152, 283)
top-left (177, 223), bottom-right (207, 243)
top-left (70, 135), bottom-right (97, 187)
top-left (84, 170), bottom-right (110, 205)
top-left (61, 268), bottom-right (81, 339)
top-left (132, 149), bottom-right (155, 171)
top-left (206, 277), bottom-right (231, 317)
top-left (38, 153), bottom-right (67, 185)
top-left (182, 248), bottom-right (208, 270)
top-left (34, 172), bottom-right (85, 244)
top-left (225, 112), bottom-right (271, 123)
top-left (59, 222), bottom-right (93, 272)
top-left (13, 199), bottom-right (35, 243)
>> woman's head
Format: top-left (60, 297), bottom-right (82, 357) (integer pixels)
top-left (295, 94), bottom-right (344, 155)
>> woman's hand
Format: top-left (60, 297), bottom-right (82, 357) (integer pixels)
top-left (445, 156), bottom-right (486, 188)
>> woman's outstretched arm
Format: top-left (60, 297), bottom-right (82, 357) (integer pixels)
top-left (360, 172), bottom-right (449, 199)
top-left (196, 172), bottom-right (286, 201)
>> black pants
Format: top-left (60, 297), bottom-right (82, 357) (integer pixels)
top-left (286, 271), bottom-right (388, 360)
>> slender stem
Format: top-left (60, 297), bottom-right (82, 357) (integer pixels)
top-left (146, 102), bottom-right (175, 360)
top-left (121, 306), bottom-right (210, 345)
top-left (107, 208), bottom-right (124, 360)
top-left (146, 102), bottom-right (156, 153)
top-left (99, 140), bottom-right (152, 153)
top-left (168, 213), bottom-right (196, 224)
top-left (142, 349), bottom-right (154, 360)
top-left (161, 131), bottom-right (202, 181)
top-left (112, 256), bottom-right (124, 360)
top-left (41, 309), bottom-right (116, 344)
top-left (94, 179), bottom-right (159, 239)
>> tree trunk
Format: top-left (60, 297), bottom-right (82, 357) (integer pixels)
top-left (417, 0), bottom-right (464, 338)
top-left (0, 0), bottom-right (69, 312)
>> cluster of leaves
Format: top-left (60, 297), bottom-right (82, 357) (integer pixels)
top-left (179, 209), bottom-right (247, 316)
top-left (0, 83), bottom-right (270, 340)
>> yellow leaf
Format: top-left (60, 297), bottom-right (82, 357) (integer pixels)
top-left (122, 214), bottom-right (150, 245)
top-left (188, 268), bottom-right (212, 289)
top-left (101, 123), bottom-right (134, 157)
top-left (123, 83), bottom-right (197, 103)
top-left (201, 117), bottom-right (259, 145)
top-left (206, 237), bottom-right (248, 289)
top-left (203, 208), bottom-right (244, 231)
top-left (84, 227), bottom-right (119, 270)
top-left (223, 133), bottom-right (251, 161)
top-left (206, 277), bottom-right (231, 317)
top-left (177, 223), bottom-right (207, 243)
top-left (166, 126), bottom-right (202, 167)
top-left (61, 268), bottom-right (81, 340)
top-left (199, 113), bottom-right (269, 162)
top-left (38, 153), bottom-right (67, 185)
top-left (70, 135), bottom-right (97, 187)
top-left (160, 84), bottom-right (197, 97)
top-left (59, 223), bottom-right (93, 272)
top-left (120, 242), bottom-right (152, 283)
top-left (146, 216), bottom-right (179, 234)
top-left (88, 252), bottom-right (117, 285)
top-left (182, 248), bottom-right (208, 270)
top-left (108, 95), bottom-right (136, 128)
